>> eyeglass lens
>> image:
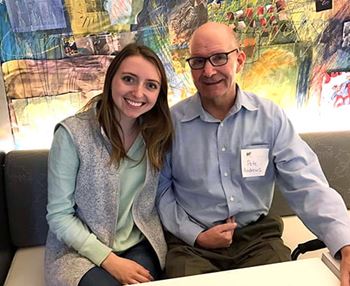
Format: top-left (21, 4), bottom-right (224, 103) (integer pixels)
top-left (187, 49), bottom-right (238, 69)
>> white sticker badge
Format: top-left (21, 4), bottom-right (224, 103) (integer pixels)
top-left (241, 148), bottom-right (269, 178)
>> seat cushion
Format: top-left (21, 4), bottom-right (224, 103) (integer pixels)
top-left (4, 246), bottom-right (45, 286)
top-left (282, 216), bottom-right (320, 259)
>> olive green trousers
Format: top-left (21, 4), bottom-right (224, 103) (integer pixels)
top-left (164, 215), bottom-right (291, 278)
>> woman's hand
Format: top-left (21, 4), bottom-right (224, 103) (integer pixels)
top-left (101, 252), bottom-right (154, 284)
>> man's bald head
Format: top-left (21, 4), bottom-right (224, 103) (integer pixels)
top-left (189, 22), bottom-right (240, 54)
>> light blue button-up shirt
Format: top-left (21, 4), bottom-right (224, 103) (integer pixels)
top-left (157, 86), bottom-right (350, 256)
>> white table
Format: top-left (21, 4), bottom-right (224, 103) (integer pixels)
top-left (140, 258), bottom-right (340, 286)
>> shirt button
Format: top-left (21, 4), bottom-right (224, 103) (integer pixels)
top-left (221, 147), bottom-right (226, 152)
top-left (224, 172), bottom-right (228, 177)
top-left (229, 196), bottom-right (235, 202)
top-left (220, 123), bottom-right (224, 127)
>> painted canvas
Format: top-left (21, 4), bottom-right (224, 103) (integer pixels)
top-left (321, 71), bottom-right (350, 108)
top-left (5, 0), bottom-right (67, 32)
top-left (0, 0), bottom-right (350, 149)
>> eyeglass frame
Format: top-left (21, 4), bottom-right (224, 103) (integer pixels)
top-left (186, 48), bottom-right (239, 70)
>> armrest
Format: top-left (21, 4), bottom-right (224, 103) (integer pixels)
top-left (291, 239), bottom-right (326, 260)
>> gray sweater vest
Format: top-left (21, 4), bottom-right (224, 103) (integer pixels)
top-left (45, 109), bottom-right (166, 286)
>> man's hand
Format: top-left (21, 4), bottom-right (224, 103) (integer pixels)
top-left (340, 245), bottom-right (350, 286)
top-left (101, 252), bottom-right (153, 284)
top-left (195, 217), bottom-right (237, 249)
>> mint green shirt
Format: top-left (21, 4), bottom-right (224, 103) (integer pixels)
top-left (47, 126), bottom-right (146, 266)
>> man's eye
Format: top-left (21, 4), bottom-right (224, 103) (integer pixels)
top-left (211, 54), bottom-right (227, 62)
top-left (192, 58), bottom-right (205, 65)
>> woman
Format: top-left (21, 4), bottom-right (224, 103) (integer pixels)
top-left (45, 43), bottom-right (173, 286)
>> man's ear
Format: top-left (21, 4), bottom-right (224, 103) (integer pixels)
top-left (236, 50), bottom-right (246, 73)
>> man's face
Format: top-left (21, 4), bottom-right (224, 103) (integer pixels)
top-left (189, 28), bottom-right (245, 102)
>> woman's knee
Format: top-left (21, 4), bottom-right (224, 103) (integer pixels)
top-left (78, 267), bottom-right (121, 286)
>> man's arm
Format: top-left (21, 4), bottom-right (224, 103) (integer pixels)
top-left (272, 108), bottom-right (350, 261)
top-left (156, 152), bottom-right (204, 246)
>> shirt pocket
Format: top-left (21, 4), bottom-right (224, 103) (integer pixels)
top-left (240, 144), bottom-right (271, 181)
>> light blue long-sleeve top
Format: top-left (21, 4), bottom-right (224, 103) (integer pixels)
top-left (157, 86), bottom-right (350, 257)
top-left (47, 126), bottom-right (145, 266)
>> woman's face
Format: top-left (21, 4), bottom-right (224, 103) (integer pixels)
top-left (111, 55), bottom-right (161, 124)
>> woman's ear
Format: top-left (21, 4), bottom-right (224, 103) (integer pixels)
top-left (236, 50), bottom-right (246, 73)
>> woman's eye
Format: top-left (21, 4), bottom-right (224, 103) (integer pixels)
top-left (147, 82), bottom-right (159, 90)
top-left (122, 75), bottom-right (134, 83)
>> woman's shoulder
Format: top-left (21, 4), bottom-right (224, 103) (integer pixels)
top-left (62, 108), bottom-right (96, 126)
top-left (53, 109), bottom-right (98, 143)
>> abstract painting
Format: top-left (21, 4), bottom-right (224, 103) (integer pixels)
top-left (0, 0), bottom-right (350, 149)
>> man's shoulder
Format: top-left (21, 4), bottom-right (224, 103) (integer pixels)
top-left (243, 90), bottom-right (274, 104)
top-left (170, 95), bottom-right (196, 117)
top-left (242, 90), bottom-right (282, 112)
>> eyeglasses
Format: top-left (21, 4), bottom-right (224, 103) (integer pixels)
top-left (186, 49), bottom-right (239, 70)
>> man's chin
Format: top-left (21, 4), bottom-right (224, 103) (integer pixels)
top-left (199, 86), bottom-right (225, 96)
top-left (199, 91), bottom-right (225, 99)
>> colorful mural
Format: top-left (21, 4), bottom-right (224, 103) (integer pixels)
top-left (0, 0), bottom-right (349, 149)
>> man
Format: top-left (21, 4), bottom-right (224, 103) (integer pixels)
top-left (157, 22), bottom-right (350, 285)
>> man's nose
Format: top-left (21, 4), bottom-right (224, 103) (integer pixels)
top-left (202, 60), bottom-right (216, 77)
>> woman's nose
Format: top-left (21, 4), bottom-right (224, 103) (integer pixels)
top-left (133, 84), bottom-right (143, 97)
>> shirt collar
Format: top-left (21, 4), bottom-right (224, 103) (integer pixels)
top-left (181, 93), bottom-right (218, 123)
top-left (181, 85), bottom-right (258, 123)
top-left (229, 85), bottom-right (258, 115)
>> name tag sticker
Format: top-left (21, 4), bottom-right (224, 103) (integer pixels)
top-left (241, 148), bottom-right (269, 178)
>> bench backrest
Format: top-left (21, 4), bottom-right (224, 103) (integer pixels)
top-left (1, 131), bottom-right (350, 250)
top-left (4, 150), bottom-right (49, 247)
top-left (270, 131), bottom-right (350, 216)
top-left (0, 151), bottom-right (13, 284)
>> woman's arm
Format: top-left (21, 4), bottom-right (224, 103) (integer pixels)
top-left (46, 126), bottom-right (111, 266)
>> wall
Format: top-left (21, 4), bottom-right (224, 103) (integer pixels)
top-left (0, 0), bottom-right (349, 150)
top-left (0, 68), bottom-right (13, 151)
